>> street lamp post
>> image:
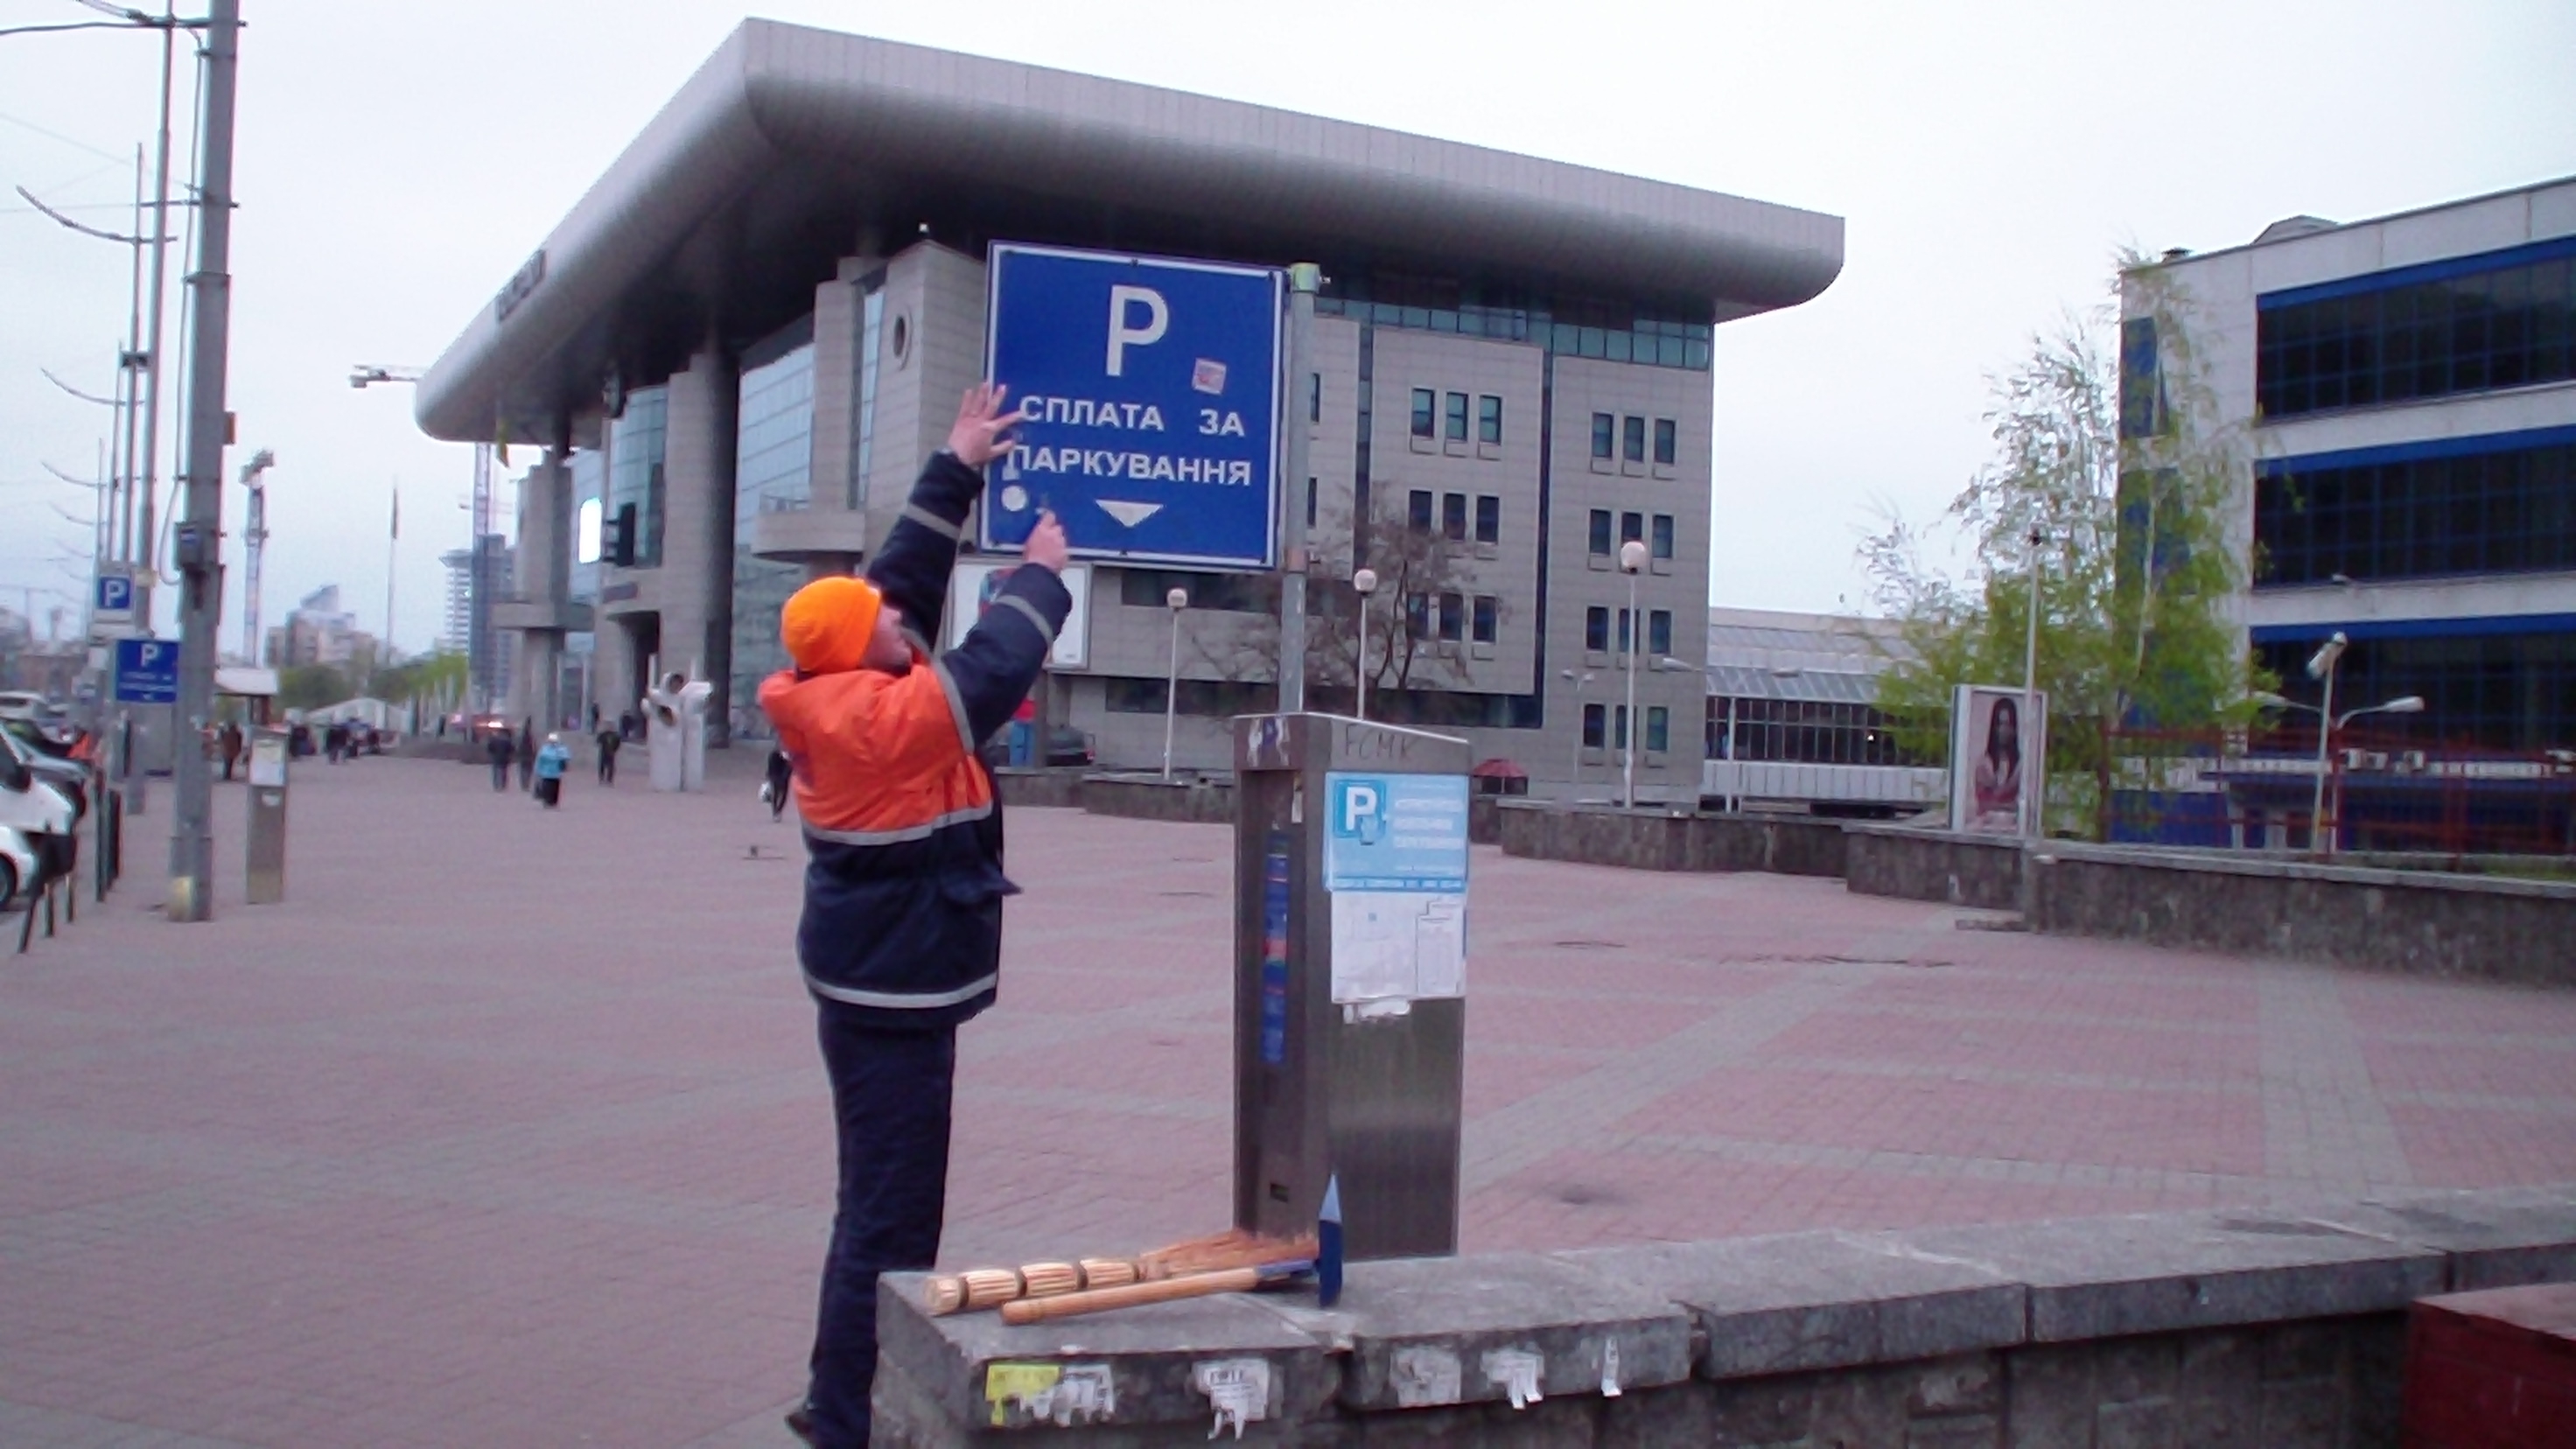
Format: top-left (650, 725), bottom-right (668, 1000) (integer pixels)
top-left (2306, 632), bottom-right (2348, 851)
top-left (1162, 586), bottom-right (1187, 781)
top-left (2255, 670), bottom-right (2423, 856)
top-left (1351, 567), bottom-right (1378, 721)
top-left (1560, 667), bottom-right (1593, 798)
top-left (1618, 539), bottom-right (1647, 808)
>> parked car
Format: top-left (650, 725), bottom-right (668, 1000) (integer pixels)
top-left (3, 732), bottom-right (86, 821)
top-left (0, 827), bottom-right (37, 911)
top-left (1042, 725), bottom-right (1096, 767)
top-left (0, 745), bottom-right (76, 906)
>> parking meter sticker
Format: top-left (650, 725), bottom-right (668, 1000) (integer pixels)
top-left (1323, 774), bottom-right (1468, 892)
top-left (1260, 836), bottom-right (1291, 1065)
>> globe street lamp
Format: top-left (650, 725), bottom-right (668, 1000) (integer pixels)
top-left (1351, 567), bottom-right (1379, 721)
top-left (1618, 539), bottom-right (1648, 808)
top-left (1162, 585), bottom-right (1188, 781)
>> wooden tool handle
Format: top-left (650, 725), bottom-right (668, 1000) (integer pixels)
top-left (1000, 1267), bottom-right (1258, 1326)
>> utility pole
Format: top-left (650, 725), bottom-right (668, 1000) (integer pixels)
top-left (167, 0), bottom-right (241, 923)
top-left (239, 450), bottom-right (273, 664)
top-left (137, 1), bottom-right (182, 597)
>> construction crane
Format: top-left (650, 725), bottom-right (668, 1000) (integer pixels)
top-left (238, 449), bottom-right (274, 664)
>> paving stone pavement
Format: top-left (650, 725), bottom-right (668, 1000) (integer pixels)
top-left (5, 756), bottom-right (2573, 1447)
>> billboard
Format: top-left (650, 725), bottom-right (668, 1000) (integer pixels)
top-left (1950, 683), bottom-right (2047, 835)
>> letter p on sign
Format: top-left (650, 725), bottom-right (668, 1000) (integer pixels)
top-left (1105, 284), bottom-right (1168, 377)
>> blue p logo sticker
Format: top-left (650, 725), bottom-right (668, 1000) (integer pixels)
top-left (1334, 779), bottom-right (1384, 847)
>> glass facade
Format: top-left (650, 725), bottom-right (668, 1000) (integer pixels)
top-left (606, 385), bottom-right (668, 569)
top-left (730, 326), bottom-right (816, 738)
top-left (568, 450), bottom-right (605, 605)
top-left (851, 287), bottom-right (884, 507)
top-left (1316, 270), bottom-right (1712, 372)
top-left (2254, 430), bottom-right (2576, 587)
top-left (1712, 697), bottom-right (1908, 765)
top-left (2253, 627), bottom-right (2574, 753)
top-left (2256, 238), bottom-right (2576, 419)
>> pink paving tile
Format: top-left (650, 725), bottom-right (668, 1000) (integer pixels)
top-left (2388, 1103), bottom-right (2576, 1188)
top-left (1751, 1005), bottom-right (2266, 1085)
top-left (1617, 1064), bottom-right (2268, 1177)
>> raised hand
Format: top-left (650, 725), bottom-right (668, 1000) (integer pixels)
top-left (948, 382), bottom-right (1024, 467)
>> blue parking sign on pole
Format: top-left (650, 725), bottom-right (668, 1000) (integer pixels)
top-left (95, 573), bottom-right (134, 615)
top-left (980, 243), bottom-right (1284, 570)
top-left (114, 638), bottom-right (179, 704)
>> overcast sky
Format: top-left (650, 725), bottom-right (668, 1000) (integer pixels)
top-left (4, 0), bottom-right (2571, 655)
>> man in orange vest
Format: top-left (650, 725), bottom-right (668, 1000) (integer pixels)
top-left (761, 383), bottom-right (1068, 1448)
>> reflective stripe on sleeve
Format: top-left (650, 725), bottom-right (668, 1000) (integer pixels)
top-left (996, 593), bottom-right (1056, 646)
top-left (900, 503), bottom-right (963, 542)
top-left (931, 656), bottom-right (976, 756)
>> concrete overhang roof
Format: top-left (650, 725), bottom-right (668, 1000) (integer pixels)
top-left (416, 20), bottom-right (1844, 444)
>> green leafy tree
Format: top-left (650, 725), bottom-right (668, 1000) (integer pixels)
top-left (1858, 254), bottom-right (2269, 836)
top-left (277, 664), bottom-right (350, 710)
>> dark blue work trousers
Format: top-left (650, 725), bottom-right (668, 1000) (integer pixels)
top-left (806, 1005), bottom-right (956, 1448)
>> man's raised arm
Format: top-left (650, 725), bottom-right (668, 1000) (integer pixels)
top-left (865, 383), bottom-right (1023, 656)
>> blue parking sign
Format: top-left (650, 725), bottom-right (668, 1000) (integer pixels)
top-left (980, 243), bottom-right (1283, 570)
top-left (114, 637), bottom-right (178, 704)
top-left (95, 573), bottom-right (134, 614)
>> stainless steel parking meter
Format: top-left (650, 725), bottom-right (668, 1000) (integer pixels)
top-left (1233, 713), bottom-right (1471, 1261)
top-left (245, 726), bottom-right (289, 905)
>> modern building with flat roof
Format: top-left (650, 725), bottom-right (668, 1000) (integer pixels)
top-left (416, 21), bottom-right (1843, 791)
top-left (2127, 178), bottom-right (2575, 759)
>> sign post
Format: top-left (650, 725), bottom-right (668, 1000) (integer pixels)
top-left (981, 243), bottom-right (1284, 570)
top-left (90, 568), bottom-right (137, 641)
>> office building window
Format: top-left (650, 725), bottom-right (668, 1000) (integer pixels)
top-left (606, 385), bottom-right (669, 569)
top-left (1648, 609), bottom-right (1672, 657)
top-left (2251, 628), bottom-right (2574, 752)
top-left (1585, 606), bottom-right (1609, 652)
top-left (1653, 418), bottom-right (1677, 466)
top-left (1614, 704), bottom-right (1629, 750)
top-left (1616, 607), bottom-right (1633, 654)
top-left (2256, 242), bottom-right (2576, 419)
top-left (1651, 514), bottom-right (1676, 559)
top-left (1442, 492), bottom-right (1467, 540)
top-left (1591, 412), bottom-right (1614, 459)
top-left (1588, 508), bottom-right (1613, 556)
top-left (1436, 592), bottom-right (1464, 641)
top-left (1308, 372), bottom-right (1322, 424)
top-left (1582, 703), bottom-right (1606, 749)
top-left (1107, 677), bottom-right (1275, 716)
top-left (1716, 696), bottom-right (1912, 766)
top-left (1622, 415), bottom-right (1646, 463)
top-left (1306, 476), bottom-right (1318, 529)
top-left (2254, 433), bottom-right (2576, 586)
top-left (1475, 494), bottom-right (1500, 544)
top-left (1620, 511), bottom-right (1644, 545)
top-left (1408, 488), bottom-right (1434, 532)
top-left (1120, 570), bottom-right (1268, 612)
top-left (1445, 391), bottom-right (1469, 442)
top-left (1410, 388), bottom-right (1435, 438)
top-left (1472, 595), bottom-right (1497, 643)
top-left (1646, 705), bottom-right (1670, 753)
top-left (1307, 272), bottom-right (1714, 371)
top-left (1478, 395), bottom-right (1502, 444)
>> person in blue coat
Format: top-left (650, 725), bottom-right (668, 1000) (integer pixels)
top-left (532, 733), bottom-right (571, 808)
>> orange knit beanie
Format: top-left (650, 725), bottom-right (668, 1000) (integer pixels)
top-left (780, 575), bottom-right (884, 675)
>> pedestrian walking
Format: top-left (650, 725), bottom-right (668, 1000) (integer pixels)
top-left (595, 725), bottom-right (621, 785)
top-left (516, 720), bottom-right (536, 791)
top-left (760, 385), bottom-right (1068, 1449)
top-left (533, 733), bottom-right (570, 808)
top-left (324, 722), bottom-right (345, 765)
top-left (763, 746), bottom-right (793, 822)
top-left (218, 722), bottom-right (243, 782)
top-left (487, 728), bottom-right (514, 792)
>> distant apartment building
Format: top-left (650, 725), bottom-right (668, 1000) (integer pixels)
top-left (267, 585), bottom-right (379, 672)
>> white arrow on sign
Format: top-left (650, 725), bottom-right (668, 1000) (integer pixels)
top-left (1096, 500), bottom-right (1163, 528)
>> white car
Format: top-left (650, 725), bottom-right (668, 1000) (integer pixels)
top-left (0, 827), bottom-right (37, 910)
top-left (0, 749), bottom-right (75, 907)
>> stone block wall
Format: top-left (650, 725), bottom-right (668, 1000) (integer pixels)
top-left (872, 1186), bottom-right (2576, 1446)
top-left (1494, 802), bottom-right (1846, 876)
top-left (1843, 825), bottom-right (2024, 909)
top-left (1079, 774), bottom-right (1236, 825)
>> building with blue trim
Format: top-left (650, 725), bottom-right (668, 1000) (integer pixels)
top-left (2126, 178), bottom-right (2575, 760)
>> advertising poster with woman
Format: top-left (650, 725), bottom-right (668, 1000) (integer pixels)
top-left (1950, 683), bottom-right (2047, 834)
